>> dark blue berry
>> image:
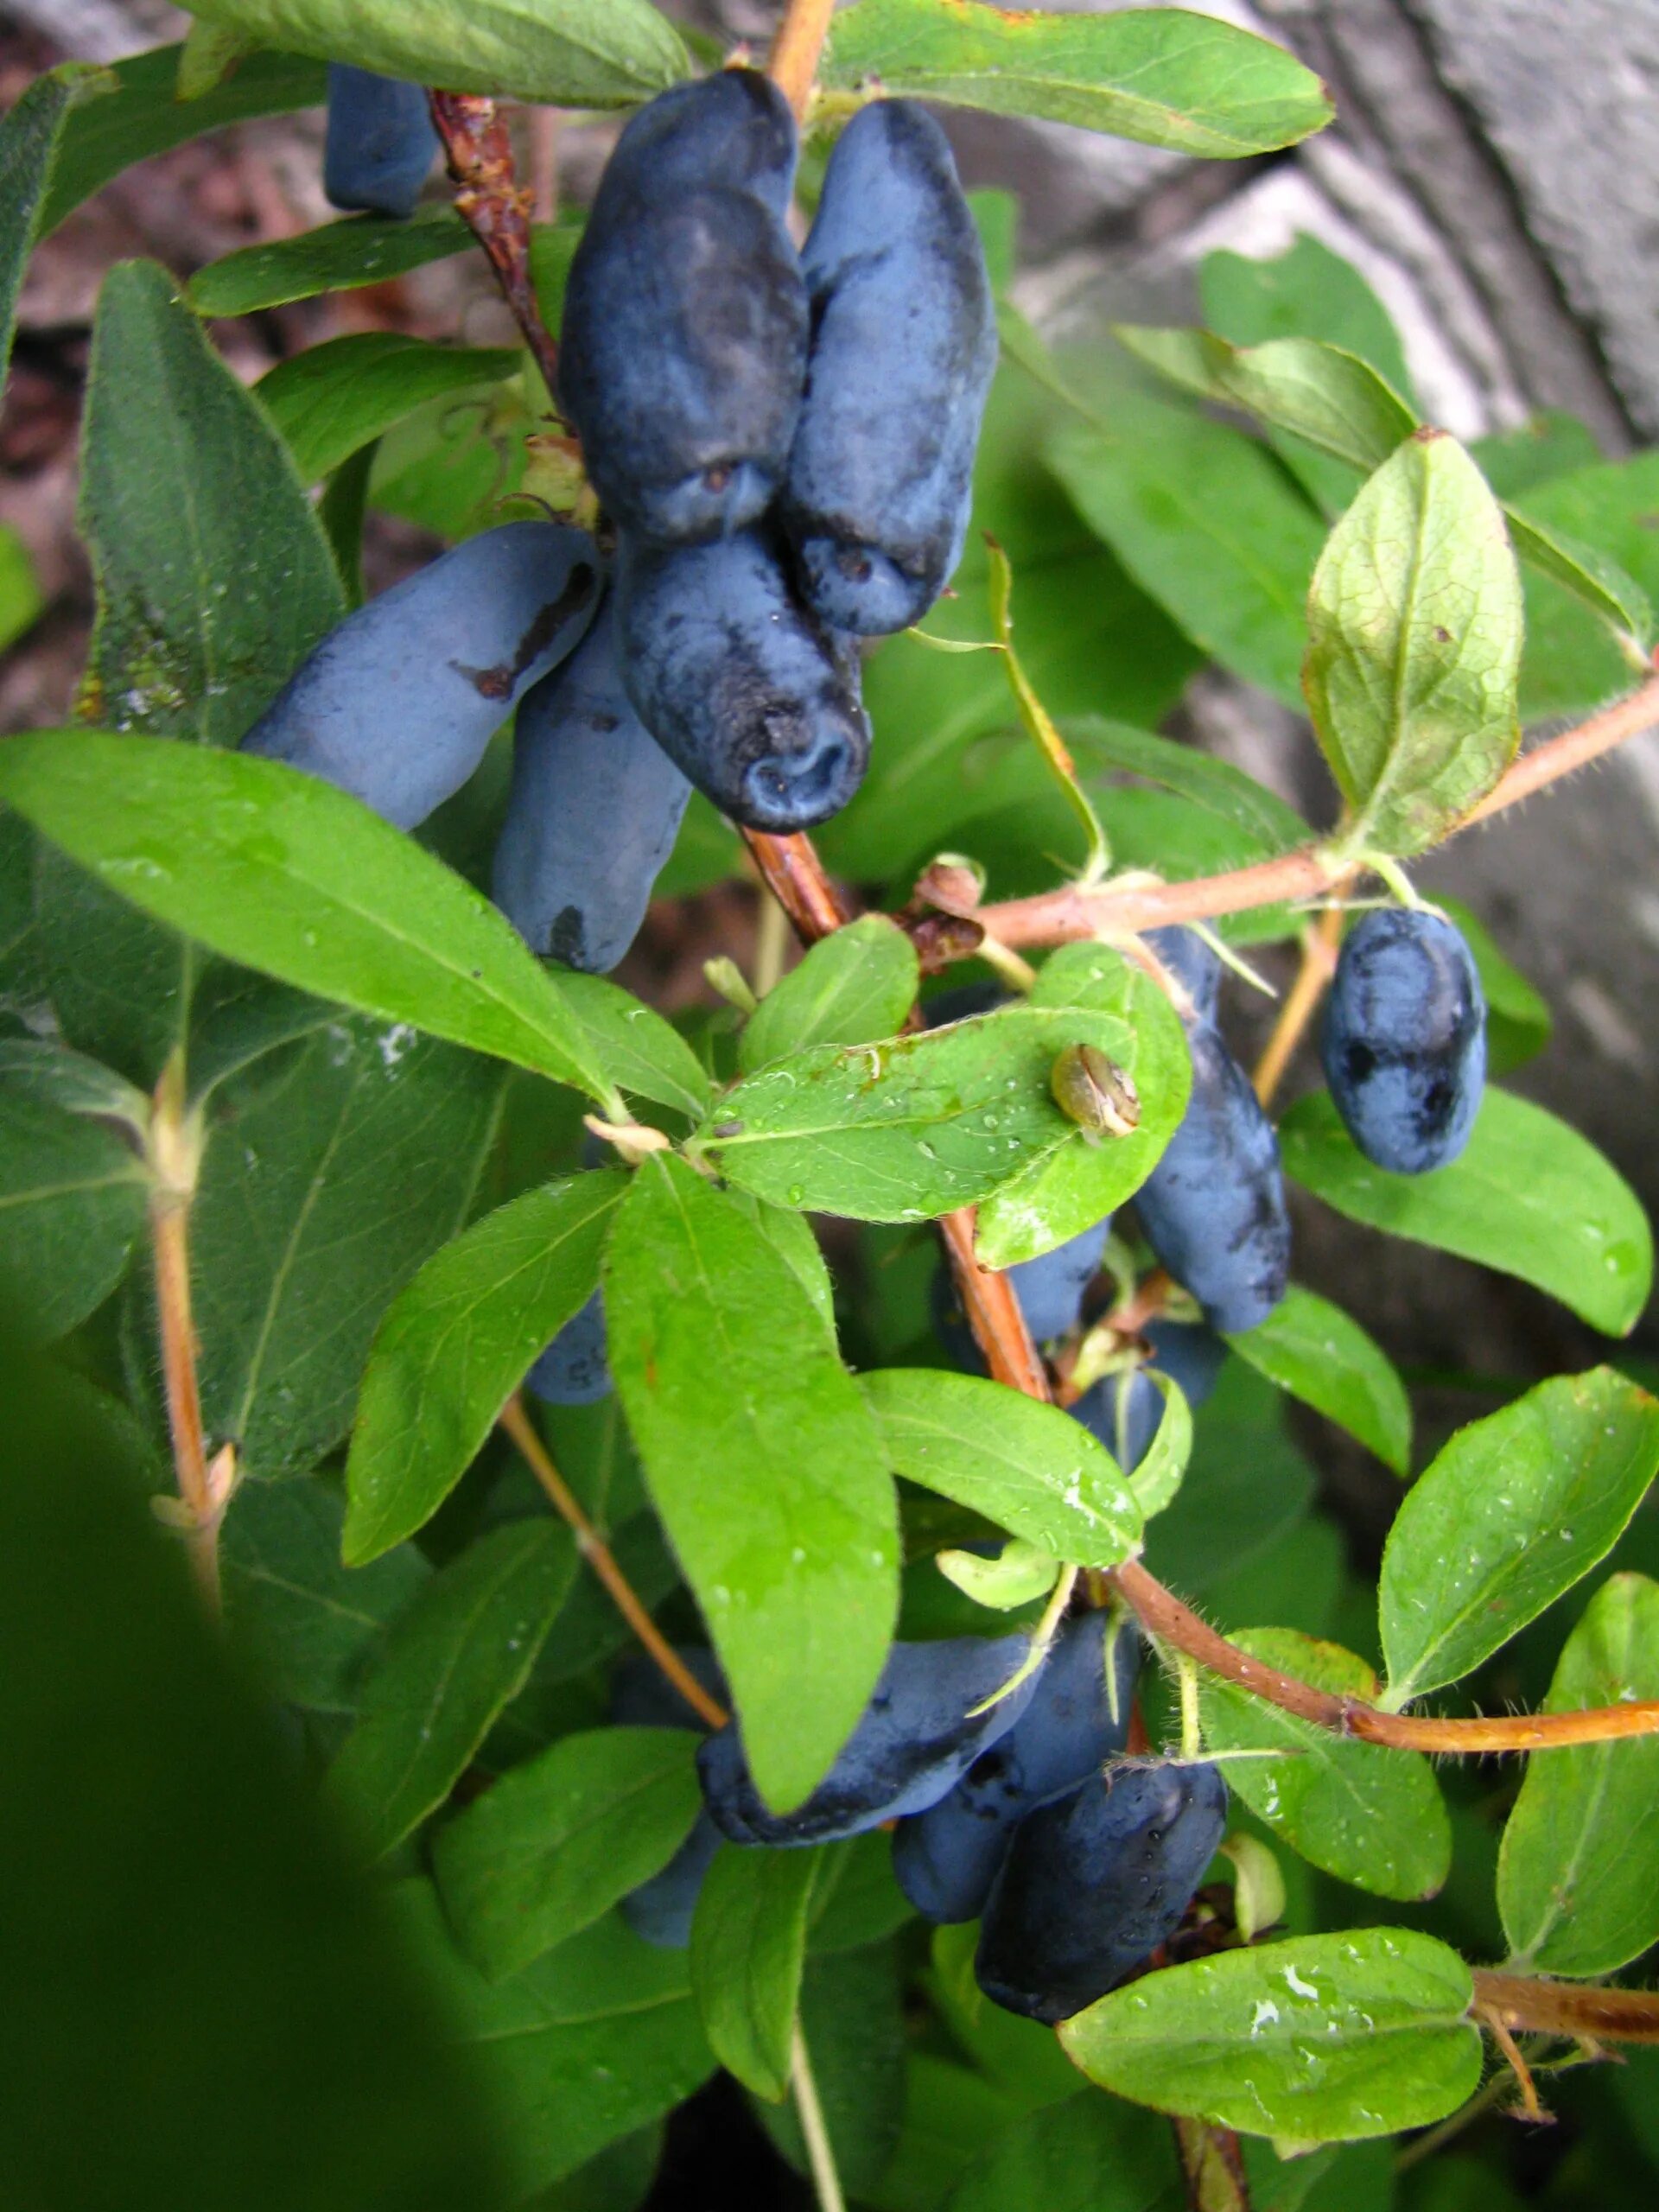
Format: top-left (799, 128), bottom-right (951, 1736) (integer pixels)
top-left (975, 1759), bottom-right (1229, 2022)
top-left (493, 597), bottom-right (690, 973)
top-left (323, 67), bottom-right (437, 219)
top-left (1142, 1318), bottom-right (1226, 1407)
top-left (697, 1634), bottom-right (1042, 1847)
top-left (1069, 1366), bottom-right (1164, 1472)
top-left (1135, 1022), bottom-right (1289, 1335)
top-left (783, 101), bottom-right (995, 635)
top-left (892, 1611), bottom-right (1141, 1923)
top-left (1321, 908), bottom-right (1486, 1174)
top-left (559, 72), bottom-right (806, 544)
top-left (615, 524), bottom-right (869, 832)
top-left (524, 1290), bottom-right (610, 1407)
top-left (242, 523), bottom-right (599, 830)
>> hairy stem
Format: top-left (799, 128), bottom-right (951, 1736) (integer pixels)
top-left (1173, 2119), bottom-right (1253, 2212)
top-left (148, 1054), bottom-right (223, 1611)
top-left (791, 2016), bottom-right (849, 2212)
top-left (767, 0), bottom-right (838, 122)
top-left (501, 1394), bottom-right (729, 1728)
top-left (429, 92), bottom-right (562, 401)
top-left (1473, 1971), bottom-right (1659, 2047)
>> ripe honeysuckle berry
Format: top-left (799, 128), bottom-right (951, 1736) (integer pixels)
top-left (1320, 907), bottom-right (1487, 1174)
top-left (323, 66), bottom-right (438, 219)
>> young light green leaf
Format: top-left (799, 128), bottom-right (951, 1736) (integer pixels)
top-left (435, 1726), bottom-right (702, 1981)
top-left (1115, 327), bottom-right (1417, 475)
top-left (0, 1038), bottom-right (149, 1131)
top-left (0, 734), bottom-right (624, 1106)
top-left (0, 1084), bottom-right (148, 1340)
top-left (1280, 1089), bottom-right (1652, 1338)
top-left (1225, 1284), bottom-right (1411, 1476)
top-left (220, 1478), bottom-right (431, 1717)
top-left (1059, 1929), bottom-right (1481, 2142)
top-left (1497, 1572), bottom-right (1659, 1976)
top-left (604, 1154), bottom-right (899, 1813)
top-left (181, 0), bottom-right (688, 105)
top-left (189, 1020), bottom-right (504, 1482)
top-left (0, 520), bottom-right (43, 655)
top-left (391, 1883), bottom-right (715, 2196)
top-left (175, 17), bottom-right (258, 99)
top-left (1503, 505), bottom-right (1651, 659)
top-left (1379, 1369), bottom-right (1659, 1706)
top-left (861, 1369), bottom-right (1141, 1568)
top-left (937, 1536), bottom-right (1061, 1611)
top-left (0, 64), bottom-right (111, 387)
top-left (79, 260), bottom-right (345, 746)
top-left (345, 1171), bottom-right (628, 1565)
top-left (697, 1003), bottom-right (1141, 1226)
top-left (1122, 1370), bottom-right (1194, 1522)
top-left (690, 1844), bottom-right (821, 2101)
top-left (1199, 1630), bottom-right (1450, 1900)
top-left (188, 206), bottom-right (473, 319)
top-left (256, 333), bottom-right (522, 486)
top-left (556, 971), bottom-right (714, 1122)
top-left (324, 1519), bottom-right (578, 1859)
top-left (1305, 430), bottom-right (1522, 854)
top-left (739, 913), bottom-right (918, 1075)
top-left (822, 0), bottom-right (1333, 156)
top-left (976, 940), bottom-right (1192, 1268)
top-left (40, 47), bottom-right (327, 236)
top-left (1431, 895), bottom-right (1552, 1077)
top-left (1047, 394), bottom-right (1327, 709)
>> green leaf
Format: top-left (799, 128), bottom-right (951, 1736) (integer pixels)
top-left (728, 1189), bottom-right (838, 1346)
top-left (1497, 1572), bottom-right (1659, 1975)
top-left (220, 1477), bottom-right (430, 1716)
top-left (861, 1370), bottom-right (1141, 1569)
top-left (1471, 411), bottom-right (1604, 500)
top-left (188, 205), bottom-right (473, 319)
top-left (0, 1038), bottom-right (149, 1129)
top-left (1280, 1088), bottom-right (1652, 1338)
top-left (757, 1942), bottom-right (907, 2196)
top-left (690, 1843), bottom-right (821, 2101)
top-left (79, 260), bottom-right (346, 746)
top-left (175, 17), bottom-right (259, 99)
top-left (699, 1002), bottom-right (1145, 1227)
top-left (257, 333), bottom-right (522, 486)
top-left (556, 970), bottom-right (714, 1122)
top-left (1142, 1363), bottom-right (1313, 1599)
top-left (1503, 505), bottom-right (1652, 658)
top-left (1431, 896), bottom-right (1551, 1077)
top-left (808, 1833), bottom-right (915, 1957)
top-left (1225, 1285), bottom-right (1411, 1476)
top-left (0, 733), bottom-right (624, 1106)
top-left (1199, 1629), bottom-right (1450, 1900)
top-left (937, 1536), bottom-right (1060, 1611)
top-left (1304, 430), bottom-right (1522, 853)
top-left (0, 521), bottom-right (44, 655)
top-left (0, 1084), bottom-right (148, 1340)
top-left (41, 47), bottom-right (327, 236)
top-left (1059, 1929), bottom-right (1481, 2142)
top-left (976, 942), bottom-right (1193, 1267)
top-left (1066, 715), bottom-right (1310, 858)
top-left (822, 0), bottom-right (1332, 155)
top-left (0, 1345), bottom-right (509, 2211)
top-left (345, 1170), bottom-right (628, 1564)
top-left (605, 1155), bottom-right (897, 1811)
top-left (1202, 238), bottom-right (1415, 401)
top-left (1116, 327), bottom-right (1417, 475)
top-left (191, 1020), bottom-right (503, 1482)
top-left (1378, 1368), bottom-right (1659, 1706)
top-left (181, 0), bottom-right (689, 105)
top-left (0, 65), bottom-right (110, 389)
top-left (1123, 1370), bottom-right (1194, 1522)
top-left (435, 1726), bottom-right (702, 1981)
top-left (942, 2085), bottom-right (1178, 2212)
top-left (325, 1518), bottom-right (578, 1859)
top-left (739, 914), bottom-right (919, 1076)
top-left (1047, 393), bottom-right (1327, 709)
top-left (392, 1882), bottom-right (715, 2195)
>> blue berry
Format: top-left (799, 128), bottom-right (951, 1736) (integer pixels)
top-left (1144, 925), bottom-right (1222, 1026)
top-left (783, 101), bottom-right (995, 635)
top-left (1321, 908), bottom-right (1486, 1174)
top-left (697, 1634), bottom-right (1042, 1847)
top-left (493, 597), bottom-right (690, 973)
top-left (975, 1759), bottom-right (1229, 2022)
top-left (892, 1612), bottom-right (1140, 1923)
top-left (1135, 1022), bottom-right (1289, 1335)
top-left (615, 524), bottom-right (870, 833)
top-left (1069, 1366), bottom-right (1164, 1472)
top-left (1142, 1318), bottom-right (1226, 1408)
top-left (323, 67), bottom-right (438, 219)
top-left (242, 523), bottom-right (600, 830)
top-left (559, 72), bottom-right (806, 544)
top-left (524, 1290), bottom-right (610, 1407)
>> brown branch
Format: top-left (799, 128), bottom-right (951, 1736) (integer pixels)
top-left (429, 92), bottom-right (562, 401)
top-left (1473, 1971), bottom-right (1659, 2047)
top-left (1173, 2119), bottom-right (1253, 2212)
top-left (938, 1207), bottom-right (1049, 1396)
top-left (500, 1393), bottom-right (729, 1729)
top-left (960, 671), bottom-right (1659, 957)
top-left (1252, 902), bottom-right (1344, 1108)
top-left (767, 0), bottom-right (838, 121)
top-left (147, 1054), bottom-right (226, 1612)
top-left (741, 829), bottom-right (856, 940)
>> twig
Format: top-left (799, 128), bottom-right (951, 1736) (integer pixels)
top-left (1252, 902), bottom-right (1344, 1107)
top-left (429, 92), bottom-right (562, 400)
top-left (791, 2016), bottom-right (849, 2212)
top-left (1173, 2117), bottom-right (1253, 2212)
top-left (1478, 2005), bottom-right (1548, 2122)
top-left (741, 829), bottom-right (856, 940)
top-left (937, 1208), bottom-right (1049, 1395)
top-left (500, 1394), bottom-right (729, 1729)
top-left (1473, 1971), bottom-right (1659, 2048)
top-left (147, 1052), bottom-right (226, 1612)
top-left (768, 0), bottom-right (839, 122)
top-left (959, 671), bottom-right (1659, 957)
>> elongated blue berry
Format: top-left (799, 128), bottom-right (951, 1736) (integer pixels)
top-left (1321, 908), bottom-right (1486, 1173)
top-left (324, 67), bottom-right (437, 219)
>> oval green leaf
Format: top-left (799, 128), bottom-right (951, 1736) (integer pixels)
top-left (739, 913), bottom-right (919, 1075)
top-left (1225, 1284), bottom-right (1412, 1476)
top-left (0, 1084), bottom-right (148, 1341)
top-left (1115, 327), bottom-right (1418, 474)
top-left (1059, 1929), bottom-right (1481, 2143)
top-left (690, 1844), bottom-right (822, 2102)
top-left (1379, 1368), bottom-right (1659, 1706)
top-left (188, 206), bottom-right (473, 319)
top-left (257, 332), bottom-right (522, 486)
top-left (1280, 1088), bottom-right (1652, 1338)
